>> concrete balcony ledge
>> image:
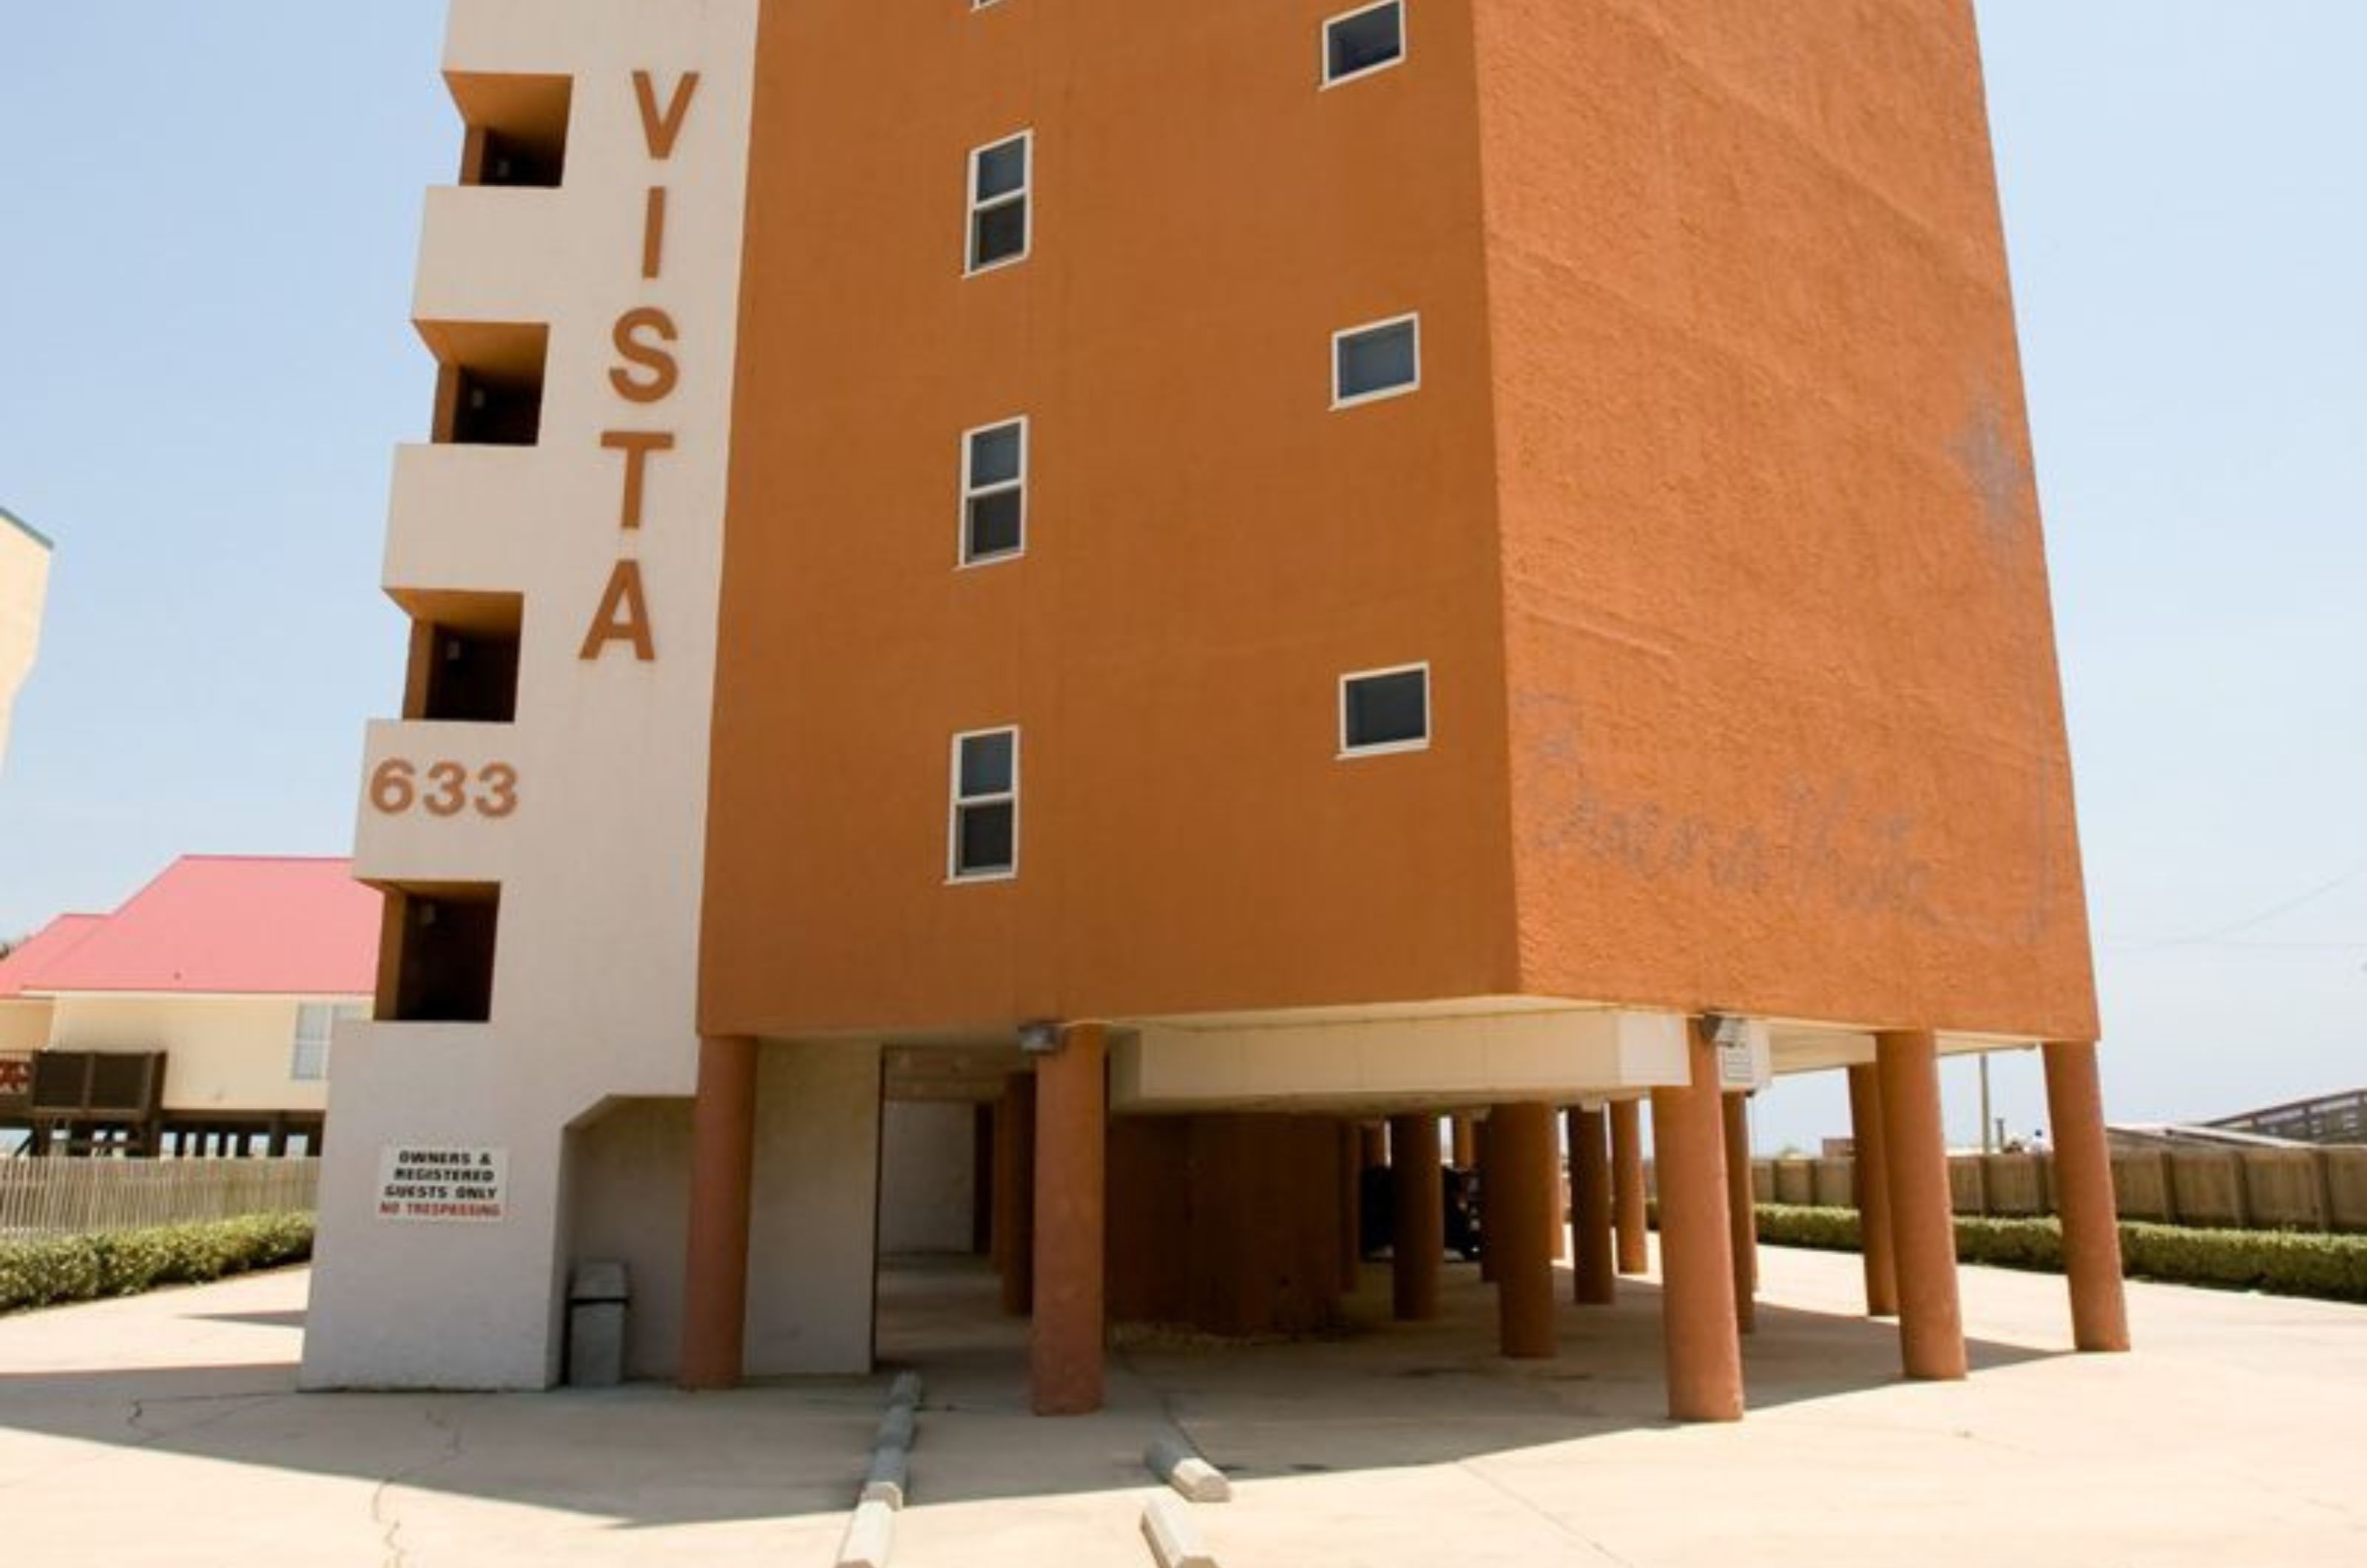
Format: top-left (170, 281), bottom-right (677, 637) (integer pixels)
top-left (383, 442), bottom-right (554, 598)
top-left (351, 717), bottom-right (525, 890)
top-left (413, 183), bottom-right (572, 330)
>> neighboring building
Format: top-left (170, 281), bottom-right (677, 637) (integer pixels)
top-left (0, 505), bottom-right (52, 772)
top-left (0, 857), bottom-right (377, 1156)
top-left (2208, 1089), bottom-right (2367, 1148)
top-left (308, 1), bottom-right (2130, 1414)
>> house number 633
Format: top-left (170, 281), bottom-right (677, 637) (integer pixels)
top-left (369, 759), bottom-right (519, 820)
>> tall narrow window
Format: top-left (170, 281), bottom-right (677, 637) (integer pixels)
top-left (968, 132), bottom-right (1033, 273)
top-left (1340, 663), bottom-right (1431, 756)
top-left (1333, 313), bottom-right (1420, 408)
top-left (949, 727), bottom-right (1021, 881)
top-left (1323, 1), bottom-right (1406, 87)
top-left (291, 1002), bottom-right (365, 1082)
top-left (960, 417), bottom-right (1028, 565)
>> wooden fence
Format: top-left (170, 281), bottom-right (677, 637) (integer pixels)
top-left (1750, 1147), bottom-right (2367, 1234)
top-left (0, 1157), bottom-right (319, 1239)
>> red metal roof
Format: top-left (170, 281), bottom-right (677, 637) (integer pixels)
top-left (0, 913), bottom-right (107, 998)
top-left (4, 857), bottom-right (379, 998)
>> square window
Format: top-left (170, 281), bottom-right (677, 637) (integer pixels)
top-left (1333, 314), bottom-right (1420, 407)
top-left (968, 132), bottom-right (1033, 273)
top-left (961, 417), bottom-right (1029, 564)
top-left (959, 800), bottom-right (1016, 873)
top-left (968, 489), bottom-right (1024, 560)
top-left (959, 728), bottom-right (1016, 796)
top-left (950, 726), bottom-right (1021, 879)
top-left (1324, 1), bottom-right (1406, 87)
top-left (1340, 664), bottom-right (1431, 755)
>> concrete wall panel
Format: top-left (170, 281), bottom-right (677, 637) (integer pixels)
top-left (1476, 0), bottom-right (2098, 1040)
top-left (744, 1041), bottom-right (882, 1376)
top-left (879, 1100), bottom-right (975, 1254)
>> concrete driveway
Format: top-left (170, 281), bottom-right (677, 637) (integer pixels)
top-left (1, 1246), bottom-right (2360, 1564)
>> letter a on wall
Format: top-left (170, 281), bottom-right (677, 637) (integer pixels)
top-left (579, 559), bottom-right (657, 662)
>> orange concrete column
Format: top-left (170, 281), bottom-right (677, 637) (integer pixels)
top-left (1846, 1063), bottom-right (1900, 1317)
top-left (1876, 1030), bottom-right (1967, 1380)
top-left (1610, 1099), bottom-right (1648, 1275)
top-left (1569, 1106), bottom-right (1615, 1305)
top-left (1650, 1022), bottom-right (1744, 1421)
top-left (679, 1035), bottom-right (758, 1390)
top-left (1030, 1024), bottom-right (1107, 1416)
top-left (2043, 1041), bottom-right (2132, 1353)
top-left (1389, 1112), bottom-right (1443, 1320)
top-left (1488, 1103), bottom-right (1557, 1358)
top-left (996, 1072), bottom-right (1036, 1317)
top-left (1723, 1092), bottom-right (1757, 1334)
top-left (1339, 1121), bottom-right (1364, 1293)
top-left (1476, 1115), bottom-right (1498, 1282)
top-left (1451, 1113), bottom-right (1476, 1169)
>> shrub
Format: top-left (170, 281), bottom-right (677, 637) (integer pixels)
top-left (0, 1213), bottom-right (314, 1316)
top-left (1749, 1204), bottom-right (2367, 1305)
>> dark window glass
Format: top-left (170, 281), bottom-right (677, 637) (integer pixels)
top-left (975, 138), bottom-right (1028, 201)
top-left (1337, 320), bottom-right (1417, 401)
top-left (957, 801), bottom-right (1016, 875)
top-left (970, 424), bottom-right (1023, 487)
top-left (973, 201), bottom-right (1027, 267)
top-left (968, 490), bottom-right (1024, 558)
top-left (1345, 669), bottom-right (1428, 750)
top-left (1327, 4), bottom-right (1405, 82)
top-left (959, 731), bottom-right (1015, 797)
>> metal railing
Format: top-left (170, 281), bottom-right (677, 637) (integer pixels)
top-left (0, 1156), bottom-right (318, 1239)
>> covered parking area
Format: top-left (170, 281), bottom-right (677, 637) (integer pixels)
top-left (836, 1004), bottom-right (2130, 1424)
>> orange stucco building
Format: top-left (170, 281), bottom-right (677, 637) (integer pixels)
top-left (308, 0), bottom-right (2127, 1416)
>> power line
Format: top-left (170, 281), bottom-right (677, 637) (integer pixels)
top-left (2109, 856), bottom-right (2367, 953)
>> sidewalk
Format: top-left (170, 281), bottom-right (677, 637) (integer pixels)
top-left (1, 1246), bottom-right (2360, 1564)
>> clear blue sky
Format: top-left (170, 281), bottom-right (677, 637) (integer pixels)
top-left (1, 4), bottom-right (2359, 1151)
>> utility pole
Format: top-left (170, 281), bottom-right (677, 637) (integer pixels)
top-left (1979, 1054), bottom-right (1994, 1155)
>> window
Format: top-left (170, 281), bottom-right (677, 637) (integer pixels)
top-left (968, 132), bottom-right (1033, 273)
top-left (949, 727), bottom-right (1020, 880)
top-left (1323, 1), bottom-right (1406, 87)
top-left (291, 1002), bottom-right (365, 1082)
top-left (1332, 313), bottom-right (1420, 407)
top-left (959, 417), bottom-right (1028, 564)
top-left (1340, 663), bottom-right (1431, 756)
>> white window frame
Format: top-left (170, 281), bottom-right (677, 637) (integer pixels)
top-left (948, 725), bottom-right (1022, 882)
top-left (958, 415), bottom-right (1029, 567)
top-left (965, 129), bottom-right (1033, 276)
top-left (1321, 0), bottom-right (1408, 89)
top-left (1331, 311), bottom-right (1422, 409)
top-left (1337, 661), bottom-right (1433, 758)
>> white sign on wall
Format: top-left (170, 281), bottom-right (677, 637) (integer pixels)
top-left (1717, 1041), bottom-right (1759, 1089)
top-left (1713, 1018), bottom-right (1774, 1093)
top-left (375, 1145), bottom-right (508, 1223)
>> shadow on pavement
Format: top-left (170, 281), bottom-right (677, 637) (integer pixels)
top-left (0, 1252), bottom-right (2065, 1527)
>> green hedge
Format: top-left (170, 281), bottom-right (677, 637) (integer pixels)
top-left (1752, 1203), bottom-right (2367, 1305)
top-left (0, 1213), bottom-right (314, 1316)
